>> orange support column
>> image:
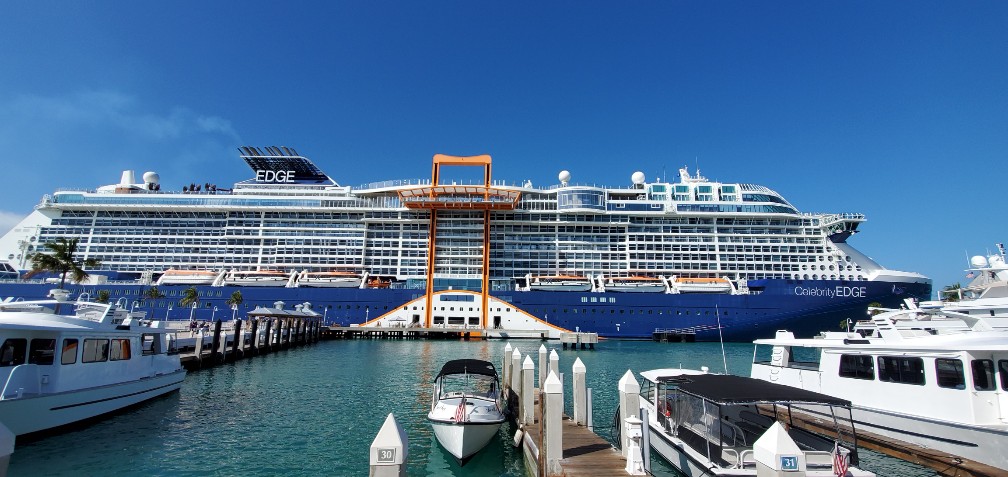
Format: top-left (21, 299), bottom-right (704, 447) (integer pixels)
top-left (425, 210), bottom-right (437, 328)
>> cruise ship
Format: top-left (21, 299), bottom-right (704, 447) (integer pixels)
top-left (0, 147), bottom-right (931, 341)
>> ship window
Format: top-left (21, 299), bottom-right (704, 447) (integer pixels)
top-left (877, 356), bottom-right (925, 385)
top-left (838, 354), bottom-right (874, 380)
top-left (28, 339), bottom-right (56, 365)
top-left (935, 359), bottom-right (965, 389)
top-left (999, 360), bottom-right (1008, 391)
top-left (110, 339), bottom-right (131, 361)
top-left (972, 359), bottom-right (996, 391)
top-left (82, 339), bottom-right (110, 363)
top-left (61, 339), bottom-right (78, 365)
top-left (0, 339), bottom-right (27, 367)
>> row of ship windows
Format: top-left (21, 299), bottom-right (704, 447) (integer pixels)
top-left (838, 355), bottom-right (1007, 391)
top-left (0, 338), bottom-right (132, 367)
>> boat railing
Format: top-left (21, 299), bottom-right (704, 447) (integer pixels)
top-left (1, 364), bottom-right (41, 399)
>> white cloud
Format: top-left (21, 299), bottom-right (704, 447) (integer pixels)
top-left (0, 211), bottom-right (23, 237)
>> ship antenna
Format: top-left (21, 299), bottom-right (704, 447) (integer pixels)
top-left (716, 304), bottom-right (728, 374)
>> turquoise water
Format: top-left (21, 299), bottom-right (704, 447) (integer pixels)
top-left (7, 340), bottom-right (934, 476)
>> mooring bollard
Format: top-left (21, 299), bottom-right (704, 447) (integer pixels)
top-left (543, 370), bottom-right (563, 476)
top-left (618, 370), bottom-right (641, 458)
top-left (369, 413), bottom-right (408, 477)
top-left (522, 356), bottom-right (534, 425)
top-left (573, 357), bottom-right (586, 426)
top-left (538, 344), bottom-right (547, 388)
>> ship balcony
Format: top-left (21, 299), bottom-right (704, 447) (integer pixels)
top-left (398, 185), bottom-right (520, 210)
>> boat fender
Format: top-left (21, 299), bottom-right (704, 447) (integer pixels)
top-left (512, 428), bottom-right (524, 448)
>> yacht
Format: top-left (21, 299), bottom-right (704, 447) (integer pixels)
top-left (427, 359), bottom-right (505, 464)
top-left (751, 319), bottom-right (1008, 473)
top-left (0, 290), bottom-right (186, 437)
top-left (636, 368), bottom-right (873, 476)
top-left (934, 244), bottom-right (1008, 328)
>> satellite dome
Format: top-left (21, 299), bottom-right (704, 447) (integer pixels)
top-left (990, 255), bottom-right (1005, 267)
top-left (970, 255), bottom-right (989, 268)
top-left (631, 171), bottom-right (646, 185)
top-left (558, 170), bottom-right (571, 184)
top-left (143, 171), bottom-right (160, 184)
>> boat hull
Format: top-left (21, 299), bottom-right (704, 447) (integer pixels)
top-left (0, 278), bottom-right (931, 341)
top-left (0, 369), bottom-right (186, 436)
top-left (429, 418), bottom-right (503, 462)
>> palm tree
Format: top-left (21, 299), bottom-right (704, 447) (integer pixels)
top-left (95, 290), bottom-right (110, 304)
top-left (145, 286), bottom-right (166, 301)
top-left (226, 290), bottom-right (243, 308)
top-left (942, 283), bottom-right (962, 302)
top-left (180, 286), bottom-right (199, 308)
top-left (867, 301), bottom-right (883, 316)
top-left (28, 237), bottom-right (101, 289)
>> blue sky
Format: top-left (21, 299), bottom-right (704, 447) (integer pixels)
top-left (1, 2), bottom-right (1006, 292)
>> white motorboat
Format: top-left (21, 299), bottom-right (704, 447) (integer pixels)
top-left (0, 290), bottom-right (185, 437)
top-left (752, 318), bottom-right (1008, 473)
top-left (427, 359), bottom-right (505, 464)
top-left (297, 271), bottom-right (363, 288)
top-left (934, 244), bottom-right (1008, 328)
top-left (637, 368), bottom-right (873, 476)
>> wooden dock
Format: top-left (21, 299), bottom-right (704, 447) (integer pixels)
top-left (520, 394), bottom-right (628, 476)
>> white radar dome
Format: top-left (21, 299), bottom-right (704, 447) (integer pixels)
top-left (143, 171), bottom-right (160, 184)
top-left (990, 255), bottom-right (1005, 267)
top-left (631, 171), bottom-right (646, 185)
top-left (970, 255), bottom-right (989, 268)
top-left (558, 170), bottom-right (571, 184)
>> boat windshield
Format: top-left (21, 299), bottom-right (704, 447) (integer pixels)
top-left (439, 374), bottom-right (498, 400)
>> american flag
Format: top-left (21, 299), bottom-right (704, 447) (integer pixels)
top-left (833, 442), bottom-right (849, 476)
top-left (966, 272), bottom-right (975, 279)
top-left (453, 397), bottom-right (467, 423)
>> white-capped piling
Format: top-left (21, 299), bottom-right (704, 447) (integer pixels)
top-left (538, 344), bottom-right (547, 387)
top-left (618, 370), bottom-right (641, 458)
top-left (510, 347), bottom-right (522, 413)
top-left (548, 349), bottom-right (559, 380)
top-left (521, 356), bottom-right (534, 425)
top-left (572, 357), bottom-right (586, 426)
top-left (369, 413), bottom-right (408, 477)
top-left (543, 371), bottom-right (563, 476)
top-left (503, 343), bottom-right (513, 390)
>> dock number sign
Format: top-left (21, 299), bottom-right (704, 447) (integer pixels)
top-left (376, 447), bottom-right (396, 463)
top-left (779, 455), bottom-right (799, 471)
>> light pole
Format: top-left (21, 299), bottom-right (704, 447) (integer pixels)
top-left (189, 302), bottom-right (197, 323)
top-left (166, 304), bottom-right (173, 320)
top-left (323, 307), bottom-right (328, 325)
top-left (231, 304), bottom-right (237, 321)
top-left (212, 306), bottom-right (218, 322)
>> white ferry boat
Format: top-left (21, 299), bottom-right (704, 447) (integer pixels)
top-left (0, 147), bottom-right (930, 341)
top-left (751, 320), bottom-right (1008, 473)
top-left (0, 290), bottom-right (185, 437)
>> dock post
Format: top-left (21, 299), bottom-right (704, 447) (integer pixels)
top-left (249, 318), bottom-right (259, 355)
top-left (521, 356), bottom-right (534, 425)
top-left (0, 421), bottom-right (13, 477)
top-left (510, 347), bottom-right (522, 414)
top-left (190, 331), bottom-right (202, 368)
top-left (548, 349), bottom-right (559, 381)
top-left (573, 357), bottom-right (586, 426)
top-left (231, 319), bottom-right (241, 362)
top-left (618, 370), bottom-right (641, 458)
top-left (502, 343), bottom-right (512, 393)
top-left (543, 371), bottom-right (563, 476)
top-left (538, 344), bottom-right (547, 388)
top-left (274, 319), bottom-right (282, 350)
top-left (211, 319), bottom-right (223, 364)
top-left (369, 413), bottom-right (408, 477)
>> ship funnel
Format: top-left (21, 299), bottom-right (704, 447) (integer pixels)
top-left (120, 170), bottom-right (136, 185)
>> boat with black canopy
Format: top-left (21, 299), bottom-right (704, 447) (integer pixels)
top-left (427, 358), bottom-right (505, 464)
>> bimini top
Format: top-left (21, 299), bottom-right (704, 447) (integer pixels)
top-left (672, 374), bottom-right (850, 407)
top-left (436, 359), bottom-right (498, 379)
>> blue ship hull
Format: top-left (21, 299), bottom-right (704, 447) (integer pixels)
top-left (0, 279), bottom-right (930, 342)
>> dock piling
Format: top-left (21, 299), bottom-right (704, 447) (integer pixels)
top-left (522, 356), bottom-right (534, 425)
top-left (543, 371), bottom-right (563, 476)
top-left (548, 349), bottom-right (559, 380)
top-left (572, 358), bottom-right (586, 426)
top-left (538, 344), bottom-right (547, 388)
top-left (502, 343), bottom-right (513, 392)
top-left (230, 319), bottom-right (241, 362)
top-left (369, 413), bottom-right (408, 477)
top-left (617, 370), bottom-right (640, 458)
top-left (211, 319), bottom-right (223, 364)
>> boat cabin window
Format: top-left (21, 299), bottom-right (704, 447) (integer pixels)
top-left (0, 339), bottom-right (27, 367)
top-left (82, 339), bottom-right (110, 363)
top-left (972, 359), bottom-right (996, 391)
top-left (62, 339), bottom-right (78, 365)
top-left (28, 339), bottom-right (56, 365)
top-left (935, 359), bottom-right (965, 389)
top-left (877, 356), bottom-right (925, 385)
top-left (110, 339), bottom-right (131, 361)
top-left (838, 354), bottom-right (874, 380)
